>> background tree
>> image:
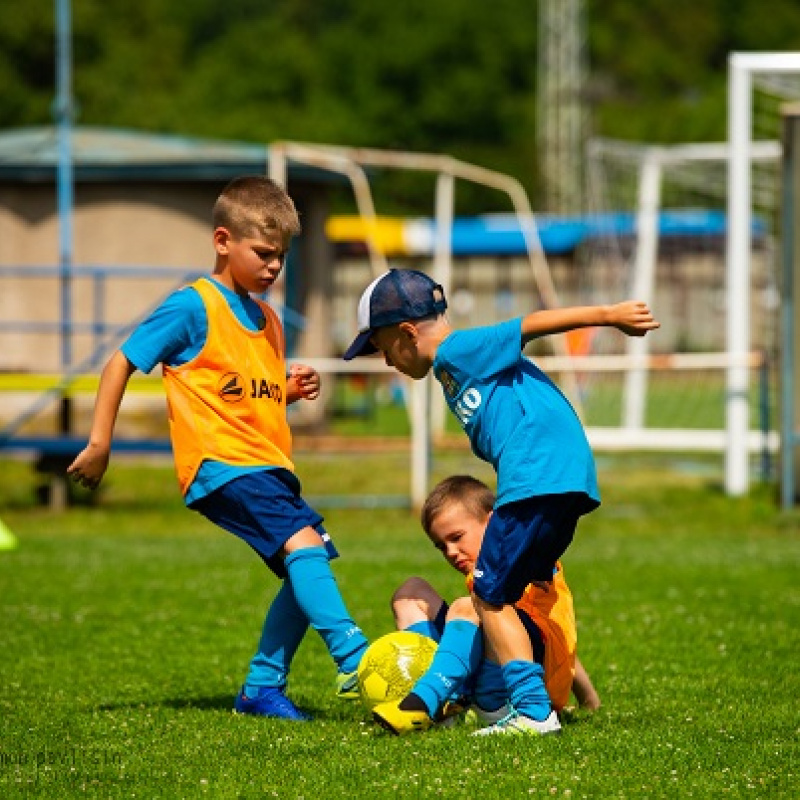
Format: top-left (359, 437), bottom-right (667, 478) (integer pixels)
top-left (3, 0), bottom-right (800, 210)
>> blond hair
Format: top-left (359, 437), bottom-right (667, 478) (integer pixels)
top-left (420, 475), bottom-right (495, 535)
top-left (212, 175), bottom-right (301, 240)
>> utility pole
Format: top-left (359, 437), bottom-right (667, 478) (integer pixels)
top-left (53, 0), bottom-right (74, 509)
top-left (55, 0), bottom-right (74, 380)
top-left (537, 0), bottom-right (587, 215)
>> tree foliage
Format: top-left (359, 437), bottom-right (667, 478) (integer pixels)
top-left (3, 0), bottom-right (800, 207)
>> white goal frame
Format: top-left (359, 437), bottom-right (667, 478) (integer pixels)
top-left (267, 141), bottom-right (577, 509)
top-left (266, 118), bottom-right (794, 507)
top-left (268, 142), bottom-right (582, 509)
top-left (727, 52), bottom-right (800, 495)
top-left (587, 137), bottom-right (780, 439)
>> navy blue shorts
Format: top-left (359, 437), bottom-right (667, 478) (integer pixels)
top-left (472, 493), bottom-right (590, 605)
top-left (191, 469), bottom-right (338, 578)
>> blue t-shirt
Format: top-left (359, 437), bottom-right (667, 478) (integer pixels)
top-left (433, 318), bottom-right (600, 508)
top-left (121, 277), bottom-right (291, 505)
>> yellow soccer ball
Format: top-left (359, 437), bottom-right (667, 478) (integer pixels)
top-left (357, 630), bottom-right (437, 710)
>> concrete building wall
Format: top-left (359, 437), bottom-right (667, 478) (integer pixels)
top-left (0, 181), bottom-right (337, 374)
top-left (0, 182), bottom-right (218, 373)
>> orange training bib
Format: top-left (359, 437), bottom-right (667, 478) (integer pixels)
top-left (163, 278), bottom-right (293, 495)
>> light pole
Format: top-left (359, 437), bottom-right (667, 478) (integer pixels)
top-left (55, 0), bottom-right (74, 436)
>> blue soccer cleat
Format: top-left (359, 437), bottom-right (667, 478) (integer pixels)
top-left (233, 686), bottom-right (311, 721)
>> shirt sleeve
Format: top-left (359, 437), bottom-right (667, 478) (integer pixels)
top-left (121, 286), bottom-right (207, 374)
top-left (439, 318), bottom-right (523, 380)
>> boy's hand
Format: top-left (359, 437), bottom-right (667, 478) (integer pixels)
top-left (66, 442), bottom-right (111, 490)
top-left (609, 301), bottom-right (660, 337)
top-left (288, 363), bottom-right (321, 401)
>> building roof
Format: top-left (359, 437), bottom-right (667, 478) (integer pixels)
top-left (0, 126), bottom-right (342, 184)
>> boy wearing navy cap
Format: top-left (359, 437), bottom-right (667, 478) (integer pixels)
top-left (345, 268), bottom-right (658, 735)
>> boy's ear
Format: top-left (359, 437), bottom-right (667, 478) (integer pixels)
top-left (213, 226), bottom-right (232, 255)
top-left (398, 320), bottom-right (419, 343)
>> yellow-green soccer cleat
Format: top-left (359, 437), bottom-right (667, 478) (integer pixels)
top-left (472, 708), bottom-right (561, 736)
top-left (335, 670), bottom-right (360, 699)
top-left (372, 699), bottom-right (434, 735)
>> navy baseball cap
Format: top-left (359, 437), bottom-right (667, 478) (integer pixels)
top-left (343, 269), bottom-right (448, 360)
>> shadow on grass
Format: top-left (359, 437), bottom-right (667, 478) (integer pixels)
top-left (95, 695), bottom-right (360, 722)
top-left (559, 708), bottom-right (604, 728)
top-left (93, 695), bottom-right (603, 729)
top-left (97, 695), bottom-right (234, 713)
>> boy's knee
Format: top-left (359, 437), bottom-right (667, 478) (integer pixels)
top-left (391, 576), bottom-right (435, 606)
top-left (391, 577), bottom-right (441, 627)
top-left (447, 596), bottom-right (480, 625)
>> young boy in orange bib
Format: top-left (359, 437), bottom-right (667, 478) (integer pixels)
top-left (68, 176), bottom-right (368, 720)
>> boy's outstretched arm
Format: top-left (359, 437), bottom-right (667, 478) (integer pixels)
top-left (520, 301), bottom-right (660, 346)
top-left (67, 350), bottom-right (137, 489)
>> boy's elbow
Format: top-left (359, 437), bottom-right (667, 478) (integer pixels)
top-left (116, 350), bottom-right (138, 373)
top-left (104, 350), bottom-right (138, 381)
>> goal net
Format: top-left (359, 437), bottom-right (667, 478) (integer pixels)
top-left (271, 61), bottom-right (800, 507)
top-left (579, 59), bottom-right (800, 480)
top-left (582, 137), bottom-right (777, 451)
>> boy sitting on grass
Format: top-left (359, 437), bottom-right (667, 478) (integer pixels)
top-left (345, 269), bottom-right (658, 734)
top-left (373, 475), bottom-right (600, 735)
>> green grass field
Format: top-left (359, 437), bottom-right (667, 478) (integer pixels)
top-left (0, 451), bottom-right (798, 799)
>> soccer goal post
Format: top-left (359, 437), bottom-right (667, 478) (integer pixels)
top-left (727, 52), bottom-right (800, 496)
top-left (781, 103), bottom-right (800, 509)
top-left (590, 54), bottom-right (800, 497)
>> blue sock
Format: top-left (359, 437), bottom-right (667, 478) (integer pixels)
top-left (405, 620), bottom-right (442, 643)
top-left (285, 547), bottom-right (368, 674)
top-left (502, 660), bottom-right (551, 721)
top-left (411, 620), bottom-right (482, 718)
top-left (244, 580), bottom-right (308, 695)
top-left (473, 659), bottom-right (507, 712)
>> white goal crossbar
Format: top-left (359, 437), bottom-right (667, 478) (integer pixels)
top-left (590, 132), bottom-right (784, 494)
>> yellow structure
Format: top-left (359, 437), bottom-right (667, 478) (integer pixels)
top-left (325, 215), bottom-right (409, 256)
